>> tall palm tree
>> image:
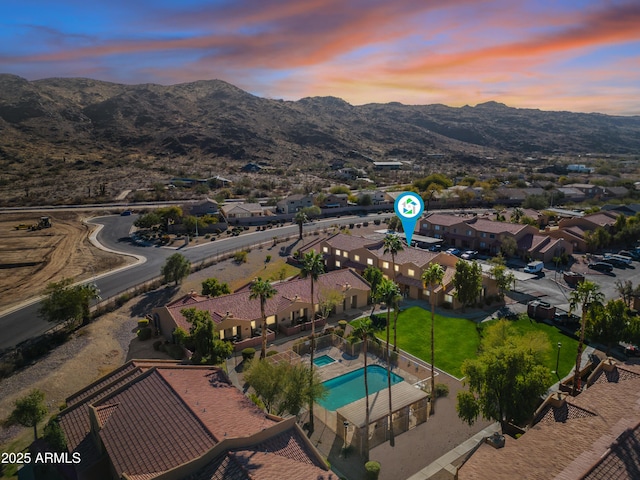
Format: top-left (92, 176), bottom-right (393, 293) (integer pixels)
top-left (569, 280), bottom-right (604, 395)
top-left (249, 277), bottom-right (278, 360)
top-left (300, 250), bottom-right (325, 434)
top-left (421, 264), bottom-right (445, 414)
top-left (378, 277), bottom-right (401, 447)
top-left (383, 234), bottom-right (404, 352)
top-left (348, 317), bottom-right (379, 461)
top-left (294, 210), bottom-right (309, 240)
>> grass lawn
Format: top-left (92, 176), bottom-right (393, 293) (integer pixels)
top-left (370, 306), bottom-right (579, 381)
top-left (379, 306), bottom-right (481, 379)
top-left (483, 316), bottom-right (579, 380)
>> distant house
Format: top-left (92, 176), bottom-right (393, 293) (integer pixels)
top-left (57, 361), bottom-right (331, 480)
top-left (183, 198), bottom-right (220, 217)
top-left (241, 162), bottom-right (263, 173)
top-left (603, 186), bottom-right (629, 198)
top-left (546, 210), bottom-right (619, 252)
top-left (221, 202), bottom-right (266, 219)
top-left (564, 183), bottom-right (604, 198)
top-left (355, 190), bottom-right (387, 205)
top-left (567, 163), bottom-right (595, 173)
top-left (319, 193), bottom-right (349, 209)
top-left (276, 194), bottom-right (314, 214)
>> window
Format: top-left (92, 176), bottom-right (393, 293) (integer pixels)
top-left (408, 268), bottom-right (415, 277)
top-left (322, 246), bottom-right (329, 253)
top-left (435, 225), bottom-right (441, 231)
top-left (480, 232), bottom-right (486, 238)
top-left (335, 260), bottom-right (341, 268)
top-left (394, 265), bottom-right (399, 272)
top-left (354, 254), bottom-right (360, 262)
top-left (480, 241), bottom-right (486, 248)
top-left (343, 251), bottom-right (348, 258)
top-left (423, 223), bottom-right (430, 229)
top-left (453, 228), bottom-right (457, 233)
top-left (489, 234), bottom-right (495, 239)
top-left (382, 261), bottom-right (390, 269)
top-left (467, 230), bottom-right (473, 236)
top-left (367, 258), bottom-right (374, 266)
top-left (335, 249), bottom-right (341, 256)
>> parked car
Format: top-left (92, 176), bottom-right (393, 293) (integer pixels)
top-left (120, 210), bottom-right (133, 216)
top-left (446, 248), bottom-right (461, 256)
top-left (602, 257), bottom-right (627, 268)
top-left (627, 249), bottom-right (640, 261)
top-left (524, 260), bottom-right (544, 274)
top-left (461, 250), bottom-right (478, 260)
top-left (588, 262), bottom-right (614, 272)
top-left (428, 244), bottom-right (442, 252)
top-left (625, 345), bottom-right (640, 357)
top-left (554, 311), bottom-right (580, 325)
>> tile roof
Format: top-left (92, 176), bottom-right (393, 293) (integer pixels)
top-left (166, 269), bottom-right (370, 331)
top-left (324, 233), bottom-right (381, 251)
top-left (465, 217), bottom-right (530, 235)
top-left (582, 211), bottom-right (619, 227)
top-left (94, 368), bottom-right (217, 478)
top-left (368, 244), bottom-right (438, 268)
top-left (457, 363), bottom-right (640, 480)
top-left (423, 212), bottom-right (467, 226)
top-left (517, 233), bottom-right (548, 252)
top-left (581, 422), bottom-right (640, 480)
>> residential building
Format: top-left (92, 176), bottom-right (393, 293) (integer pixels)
top-left (276, 194), bottom-right (314, 214)
top-left (355, 190), bottom-right (387, 205)
top-left (221, 202), bottom-right (267, 219)
top-left (152, 269), bottom-right (370, 349)
top-left (319, 193), bottom-right (349, 209)
top-left (546, 210), bottom-right (620, 252)
top-left (564, 183), bottom-right (604, 198)
top-left (182, 198), bottom-right (220, 217)
top-left (55, 361), bottom-right (331, 480)
top-left (457, 360), bottom-right (640, 480)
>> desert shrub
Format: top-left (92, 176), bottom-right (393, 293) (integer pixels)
top-left (137, 327), bottom-right (152, 341)
top-left (137, 318), bottom-right (149, 328)
top-left (265, 255), bottom-right (272, 263)
top-left (234, 251), bottom-right (248, 263)
top-left (152, 340), bottom-right (163, 351)
top-left (242, 347), bottom-right (256, 361)
top-left (249, 393), bottom-right (265, 410)
top-left (365, 461), bottom-right (381, 480)
top-left (266, 350), bottom-right (278, 357)
top-left (434, 383), bottom-right (450, 398)
top-left (166, 344), bottom-right (184, 360)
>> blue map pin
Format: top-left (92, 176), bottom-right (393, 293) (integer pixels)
top-left (394, 192), bottom-right (424, 247)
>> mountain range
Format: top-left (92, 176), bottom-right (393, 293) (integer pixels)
top-left (1, 73), bottom-right (639, 204)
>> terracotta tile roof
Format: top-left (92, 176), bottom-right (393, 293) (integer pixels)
top-left (583, 211), bottom-right (619, 227)
top-left (465, 217), bottom-right (530, 235)
top-left (564, 225), bottom-right (589, 239)
top-left (186, 426), bottom-right (335, 480)
top-left (538, 237), bottom-right (565, 254)
top-left (582, 422), bottom-right (640, 480)
top-left (423, 212), bottom-right (467, 226)
top-left (66, 361), bottom-right (139, 406)
top-left (590, 363), bottom-right (640, 385)
top-left (368, 244), bottom-right (438, 268)
top-left (457, 364), bottom-right (640, 480)
top-left (166, 269), bottom-right (370, 331)
top-left (395, 273), bottom-right (424, 288)
top-left (533, 402), bottom-right (596, 426)
top-left (324, 233), bottom-right (380, 251)
top-left (517, 233), bottom-right (548, 252)
top-left (157, 367), bottom-right (277, 440)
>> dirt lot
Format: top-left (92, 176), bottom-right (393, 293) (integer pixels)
top-left (0, 212), bottom-right (132, 313)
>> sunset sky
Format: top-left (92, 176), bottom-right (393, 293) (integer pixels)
top-left (2, 0), bottom-right (640, 115)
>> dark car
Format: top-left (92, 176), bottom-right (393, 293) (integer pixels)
top-left (446, 248), bottom-right (461, 256)
top-left (554, 312), bottom-right (580, 325)
top-left (588, 262), bottom-right (613, 272)
top-left (625, 345), bottom-right (640, 357)
top-left (120, 210), bottom-right (133, 216)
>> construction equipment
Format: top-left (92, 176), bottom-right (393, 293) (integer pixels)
top-left (23, 217), bottom-right (52, 231)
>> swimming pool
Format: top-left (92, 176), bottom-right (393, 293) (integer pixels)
top-left (313, 355), bottom-right (336, 367)
top-left (318, 365), bottom-right (404, 411)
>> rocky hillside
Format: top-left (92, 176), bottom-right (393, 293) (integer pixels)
top-left (1, 74), bottom-right (639, 205)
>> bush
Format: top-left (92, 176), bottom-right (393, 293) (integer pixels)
top-left (152, 340), bottom-right (163, 351)
top-left (137, 318), bottom-right (149, 328)
top-left (43, 416), bottom-right (67, 452)
top-left (434, 383), bottom-right (450, 398)
top-left (166, 344), bottom-right (184, 360)
top-left (234, 251), bottom-right (248, 263)
top-left (265, 254), bottom-right (272, 263)
top-left (365, 461), bottom-right (381, 480)
top-left (338, 320), bottom-right (348, 329)
top-left (137, 327), bottom-right (152, 341)
top-left (242, 347), bottom-right (256, 361)
top-left (334, 327), bottom-right (345, 337)
top-left (266, 350), bottom-right (278, 357)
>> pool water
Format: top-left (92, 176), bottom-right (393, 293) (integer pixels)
top-left (318, 365), bottom-right (404, 411)
top-left (313, 355), bottom-right (336, 367)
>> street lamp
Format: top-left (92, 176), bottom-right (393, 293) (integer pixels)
top-left (553, 342), bottom-right (562, 378)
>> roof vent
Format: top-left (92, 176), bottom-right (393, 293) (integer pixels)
top-left (486, 432), bottom-right (505, 449)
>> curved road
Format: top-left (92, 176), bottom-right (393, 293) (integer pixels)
top-left (0, 213), bottom-right (391, 351)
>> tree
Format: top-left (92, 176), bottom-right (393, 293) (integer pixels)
top-left (244, 359), bottom-right (326, 417)
top-left (294, 210), bottom-right (308, 240)
top-left (569, 280), bottom-right (604, 395)
top-left (500, 236), bottom-right (518, 258)
top-left (318, 288), bottom-right (343, 321)
top-left (134, 211), bottom-right (162, 229)
top-left (348, 317), bottom-right (379, 461)
top-left (249, 278), bottom-right (278, 360)
top-left (421, 264), bottom-right (444, 414)
top-left (383, 234), bottom-right (404, 352)
top-left (300, 250), bottom-right (325, 434)
top-left (180, 308), bottom-right (232, 364)
top-left (161, 253), bottom-right (191, 285)
top-left (156, 206), bottom-right (183, 228)
top-left (387, 215), bottom-right (402, 232)
top-left (363, 266), bottom-right (384, 316)
top-left (615, 280), bottom-right (635, 308)
top-left (413, 173), bottom-right (453, 191)
top-left (489, 255), bottom-right (515, 300)
top-left (453, 260), bottom-right (483, 310)
top-left (9, 389), bottom-right (47, 441)
top-left (39, 279), bottom-right (100, 328)
top-left (201, 277), bottom-right (231, 297)
top-left (377, 278), bottom-right (401, 446)
top-left (585, 299), bottom-right (630, 356)
top-left (456, 321), bottom-right (550, 429)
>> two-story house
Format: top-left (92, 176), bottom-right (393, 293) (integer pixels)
top-left (276, 194), bottom-right (314, 214)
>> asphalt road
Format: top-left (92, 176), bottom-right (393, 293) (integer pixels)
top-left (0, 212), bottom-right (392, 351)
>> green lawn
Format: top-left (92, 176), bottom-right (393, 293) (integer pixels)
top-left (367, 306), bottom-right (579, 380)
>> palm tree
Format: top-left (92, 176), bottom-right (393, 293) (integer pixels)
top-left (249, 277), bottom-right (278, 360)
top-left (378, 277), bottom-right (401, 446)
top-left (569, 280), bottom-right (604, 395)
top-left (294, 210), bottom-right (309, 240)
top-left (77, 283), bottom-right (101, 326)
top-left (421, 263), bottom-right (444, 414)
top-left (300, 250), bottom-right (325, 434)
top-left (383, 234), bottom-right (404, 352)
top-left (348, 317), bottom-right (379, 461)
top-left (362, 266), bottom-right (384, 316)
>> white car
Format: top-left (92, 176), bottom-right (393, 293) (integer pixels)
top-left (461, 250), bottom-right (477, 260)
